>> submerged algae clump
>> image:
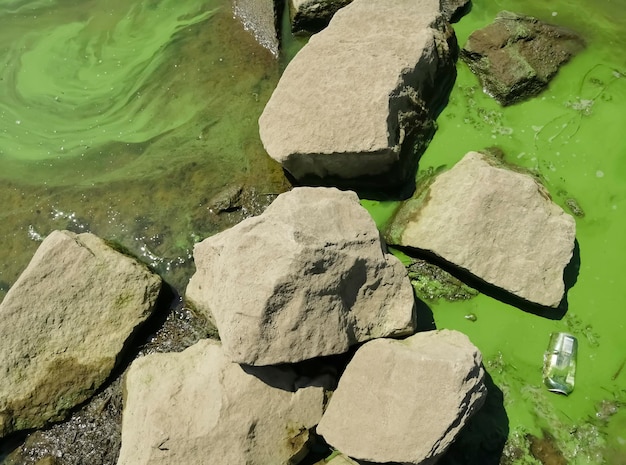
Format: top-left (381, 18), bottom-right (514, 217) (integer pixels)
top-left (407, 258), bottom-right (479, 302)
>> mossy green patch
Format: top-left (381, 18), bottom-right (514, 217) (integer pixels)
top-left (407, 258), bottom-right (479, 302)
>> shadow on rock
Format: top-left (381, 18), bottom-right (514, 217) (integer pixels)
top-left (397, 241), bottom-right (580, 320)
top-left (415, 297), bottom-right (437, 332)
top-left (241, 349), bottom-right (358, 393)
top-left (437, 369), bottom-right (509, 465)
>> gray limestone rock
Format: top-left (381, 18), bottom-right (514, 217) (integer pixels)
top-left (0, 230), bottom-right (162, 438)
top-left (317, 329), bottom-right (487, 465)
top-left (385, 151), bottom-right (576, 307)
top-left (289, 0), bottom-right (353, 34)
top-left (186, 187), bottom-right (416, 365)
top-left (259, 0), bottom-right (458, 190)
top-left (232, 0), bottom-right (281, 56)
top-left (461, 11), bottom-right (585, 105)
top-left (117, 339), bottom-right (326, 465)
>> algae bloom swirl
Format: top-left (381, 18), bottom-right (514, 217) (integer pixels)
top-left (0, 0), bottom-right (217, 162)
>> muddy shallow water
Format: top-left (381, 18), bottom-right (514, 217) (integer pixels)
top-left (0, 0), bottom-right (288, 298)
top-left (0, 0), bottom-right (625, 463)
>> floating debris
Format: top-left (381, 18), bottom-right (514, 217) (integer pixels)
top-left (543, 332), bottom-right (577, 395)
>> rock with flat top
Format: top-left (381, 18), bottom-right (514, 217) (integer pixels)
top-left (186, 187), bottom-right (416, 366)
top-left (317, 329), bottom-right (486, 465)
top-left (385, 151), bottom-right (576, 307)
top-left (259, 0), bottom-right (457, 190)
top-left (117, 339), bottom-right (327, 465)
top-left (0, 230), bottom-right (161, 438)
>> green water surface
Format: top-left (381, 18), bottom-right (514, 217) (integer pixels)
top-left (365, 1), bottom-right (626, 462)
top-left (0, 0), bottom-right (625, 463)
top-left (0, 0), bottom-right (287, 295)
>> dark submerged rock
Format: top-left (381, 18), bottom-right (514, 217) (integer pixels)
top-left (461, 11), bottom-right (585, 105)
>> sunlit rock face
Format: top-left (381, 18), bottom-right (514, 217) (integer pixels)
top-left (461, 10), bottom-right (585, 105)
top-left (0, 230), bottom-right (161, 437)
top-left (317, 329), bottom-right (486, 465)
top-left (259, 0), bottom-right (458, 190)
top-left (385, 151), bottom-right (576, 308)
top-left (186, 187), bottom-right (416, 366)
top-left (117, 339), bottom-right (327, 465)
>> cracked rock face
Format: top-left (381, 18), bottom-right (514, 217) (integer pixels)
top-left (186, 187), bottom-right (416, 366)
top-left (317, 329), bottom-right (487, 465)
top-left (117, 339), bottom-right (327, 465)
top-left (461, 11), bottom-right (585, 105)
top-left (0, 230), bottom-right (162, 438)
top-left (259, 0), bottom-right (458, 190)
top-left (385, 151), bottom-right (576, 308)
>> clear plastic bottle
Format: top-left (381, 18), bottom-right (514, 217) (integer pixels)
top-left (543, 332), bottom-right (577, 395)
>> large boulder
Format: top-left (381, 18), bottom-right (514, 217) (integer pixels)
top-left (0, 230), bottom-right (162, 437)
top-left (259, 0), bottom-right (458, 190)
top-left (385, 151), bottom-right (576, 307)
top-left (232, 0), bottom-right (281, 56)
top-left (186, 187), bottom-right (416, 365)
top-left (117, 339), bottom-right (327, 465)
top-left (461, 11), bottom-right (585, 105)
top-left (317, 329), bottom-right (486, 465)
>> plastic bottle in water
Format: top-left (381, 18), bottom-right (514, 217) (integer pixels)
top-left (543, 332), bottom-right (577, 395)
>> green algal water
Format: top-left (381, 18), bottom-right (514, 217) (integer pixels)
top-left (1, 0), bottom-right (215, 162)
top-left (0, 0), bottom-right (625, 463)
top-left (366, 1), bottom-right (626, 462)
top-left (0, 0), bottom-right (286, 295)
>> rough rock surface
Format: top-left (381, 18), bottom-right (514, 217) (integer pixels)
top-left (259, 0), bottom-right (457, 190)
top-left (232, 0), bottom-right (281, 56)
top-left (290, 0), bottom-right (353, 34)
top-left (117, 339), bottom-right (327, 465)
top-left (461, 11), bottom-right (585, 105)
top-left (385, 151), bottom-right (576, 307)
top-left (186, 187), bottom-right (416, 365)
top-left (317, 329), bottom-right (487, 465)
top-left (0, 230), bottom-right (162, 438)
top-left (441, 0), bottom-right (470, 22)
